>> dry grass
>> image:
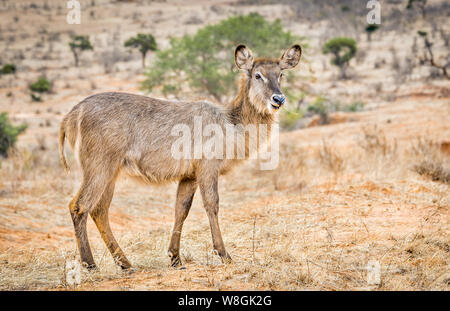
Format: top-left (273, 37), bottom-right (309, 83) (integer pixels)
top-left (1, 118), bottom-right (448, 290)
top-left (410, 137), bottom-right (450, 185)
top-left (319, 139), bottom-right (345, 179)
top-left (414, 161), bottom-right (450, 184)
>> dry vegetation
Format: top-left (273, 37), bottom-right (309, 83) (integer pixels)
top-left (0, 0), bottom-right (449, 290)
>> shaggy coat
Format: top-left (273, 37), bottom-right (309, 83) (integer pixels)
top-left (59, 44), bottom-right (301, 269)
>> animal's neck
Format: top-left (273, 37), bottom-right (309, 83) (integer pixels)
top-left (227, 75), bottom-right (274, 127)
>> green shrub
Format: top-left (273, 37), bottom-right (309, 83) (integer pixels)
top-left (29, 77), bottom-right (51, 102)
top-left (0, 112), bottom-right (27, 157)
top-left (306, 96), bottom-right (344, 125)
top-left (162, 84), bottom-right (179, 98)
top-left (143, 13), bottom-right (304, 103)
top-left (29, 77), bottom-right (51, 93)
top-left (0, 64), bottom-right (16, 75)
top-left (343, 101), bottom-right (364, 112)
top-left (307, 97), bottom-right (364, 124)
top-left (307, 96), bottom-right (329, 121)
top-left (280, 108), bottom-right (304, 130)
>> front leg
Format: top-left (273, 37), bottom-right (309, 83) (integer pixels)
top-left (168, 178), bottom-right (197, 267)
top-left (198, 172), bottom-right (232, 263)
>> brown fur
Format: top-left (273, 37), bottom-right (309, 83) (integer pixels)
top-left (59, 45), bottom-right (301, 269)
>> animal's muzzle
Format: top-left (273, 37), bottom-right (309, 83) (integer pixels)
top-left (271, 94), bottom-right (285, 109)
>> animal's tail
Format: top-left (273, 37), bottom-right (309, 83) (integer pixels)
top-left (59, 118), bottom-right (69, 172)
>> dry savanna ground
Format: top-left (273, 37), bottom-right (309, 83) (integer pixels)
top-left (0, 0), bottom-right (449, 290)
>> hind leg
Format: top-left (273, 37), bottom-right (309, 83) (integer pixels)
top-left (69, 159), bottom-right (120, 270)
top-left (90, 179), bottom-right (131, 270)
top-left (69, 183), bottom-right (97, 270)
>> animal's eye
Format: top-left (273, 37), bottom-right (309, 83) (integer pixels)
top-left (279, 73), bottom-right (284, 79)
top-left (255, 73), bottom-right (261, 79)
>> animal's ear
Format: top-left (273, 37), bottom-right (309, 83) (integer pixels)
top-left (279, 44), bottom-right (302, 70)
top-left (235, 45), bottom-right (254, 71)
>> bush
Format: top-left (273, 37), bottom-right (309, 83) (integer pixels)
top-left (343, 101), bottom-right (364, 112)
top-left (143, 13), bottom-right (304, 103)
top-left (280, 108), bottom-right (304, 130)
top-left (0, 112), bottom-right (27, 157)
top-left (0, 64), bottom-right (16, 75)
top-left (29, 77), bottom-right (51, 102)
top-left (307, 97), bottom-right (330, 124)
top-left (29, 77), bottom-right (51, 93)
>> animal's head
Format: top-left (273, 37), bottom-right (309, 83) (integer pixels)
top-left (234, 44), bottom-right (302, 114)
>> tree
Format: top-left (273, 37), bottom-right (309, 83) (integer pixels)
top-left (365, 24), bottom-right (379, 42)
top-left (322, 37), bottom-right (357, 79)
top-left (0, 112), bottom-right (27, 157)
top-left (69, 35), bottom-right (93, 67)
top-left (407, 0), bottom-right (427, 18)
top-left (124, 33), bottom-right (157, 68)
top-left (142, 13), bottom-right (302, 104)
top-left (416, 31), bottom-right (449, 80)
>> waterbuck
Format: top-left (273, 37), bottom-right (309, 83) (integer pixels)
top-left (59, 44), bottom-right (302, 269)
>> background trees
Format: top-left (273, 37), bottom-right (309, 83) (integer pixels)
top-left (142, 13), bottom-right (303, 104)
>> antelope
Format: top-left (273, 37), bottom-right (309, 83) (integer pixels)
top-left (59, 44), bottom-right (302, 270)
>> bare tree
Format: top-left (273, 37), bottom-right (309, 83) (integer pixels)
top-left (416, 31), bottom-right (449, 80)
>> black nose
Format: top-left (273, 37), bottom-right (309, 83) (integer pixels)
top-left (271, 94), bottom-right (285, 106)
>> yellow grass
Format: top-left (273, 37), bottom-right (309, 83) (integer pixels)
top-left (0, 102), bottom-right (448, 290)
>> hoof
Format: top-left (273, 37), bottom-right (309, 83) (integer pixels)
top-left (121, 265), bottom-right (133, 271)
top-left (171, 263), bottom-right (187, 270)
top-left (118, 262), bottom-right (132, 271)
top-left (170, 256), bottom-right (183, 268)
top-left (83, 263), bottom-right (98, 271)
top-left (114, 257), bottom-right (132, 270)
top-left (213, 249), bottom-right (232, 264)
top-left (122, 267), bottom-right (137, 275)
top-left (220, 253), bottom-right (233, 264)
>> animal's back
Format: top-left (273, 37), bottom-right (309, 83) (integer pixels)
top-left (60, 92), bottom-right (228, 183)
